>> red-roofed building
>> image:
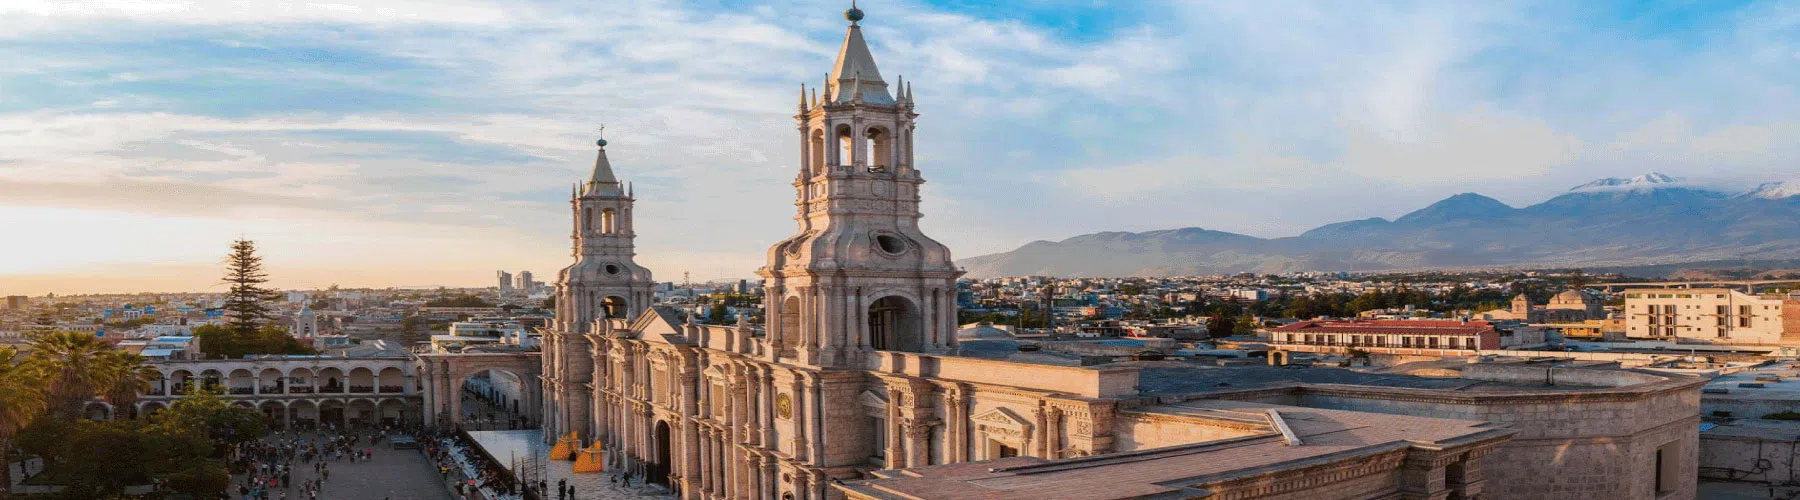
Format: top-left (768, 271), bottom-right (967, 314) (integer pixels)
top-left (1271, 319), bottom-right (1503, 351)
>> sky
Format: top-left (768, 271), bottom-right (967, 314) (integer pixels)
top-left (3, 0), bottom-right (1800, 295)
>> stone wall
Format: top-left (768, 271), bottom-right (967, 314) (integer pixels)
top-left (1110, 412), bottom-right (1264, 452)
top-left (1201, 371), bottom-right (1704, 500)
top-left (1699, 424), bottom-right (1800, 484)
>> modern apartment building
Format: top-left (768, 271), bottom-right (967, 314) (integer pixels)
top-left (1623, 289), bottom-right (1800, 345)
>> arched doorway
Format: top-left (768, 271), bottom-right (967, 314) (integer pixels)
top-left (650, 420), bottom-right (672, 487)
top-left (868, 296), bottom-right (923, 352)
top-left (260, 401), bottom-right (287, 429)
top-left (460, 368), bottom-right (533, 430)
top-left (83, 402), bottom-right (111, 421)
top-left (603, 296), bottom-right (628, 320)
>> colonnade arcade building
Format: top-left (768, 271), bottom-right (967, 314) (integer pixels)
top-left (538, 6), bottom-right (1704, 500)
top-left (132, 356), bottom-right (421, 429)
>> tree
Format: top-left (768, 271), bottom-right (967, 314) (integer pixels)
top-left (708, 302), bottom-right (730, 324)
top-left (0, 346), bottom-right (46, 496)
top-left (97, 353), bottom-right (157, 419)
top-left (25, 331), bottom-right (113, 419)
top-left (1235, 315), bottom-right (1261, 335)
top-left (221, 239), bottom-right (279, 335)
top-left (192, 324), bottom-right (315, 359)
top-left (424, 294), bottom-right (494, 308)
top-left (1206, 315), bottom-right (1236, 338)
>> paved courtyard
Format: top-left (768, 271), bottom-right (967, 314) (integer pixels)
top-left (232, 433), bottom-right (453, 500)
top-left (462, 429), bottom-right (674, 500)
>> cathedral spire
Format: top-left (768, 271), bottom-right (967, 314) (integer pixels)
top-left (828, 3), bottom-right (892, 104)
top-left (584, 129), bottom-right (624, 197)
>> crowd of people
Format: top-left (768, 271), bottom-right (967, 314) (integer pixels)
top-left (227, 425), bottom-right (399, 500)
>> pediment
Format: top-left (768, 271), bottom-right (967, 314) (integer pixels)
top-left (628, 306), bottom-right (685, 343)
top-left (859, 390), bottom-right (889, 408)
top-left (971, 407), bottom-right (1030, 430)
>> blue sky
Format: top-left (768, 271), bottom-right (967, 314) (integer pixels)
top-left (2, 0), bottom-right (1799, 293)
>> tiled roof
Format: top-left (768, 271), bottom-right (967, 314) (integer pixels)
top-left (1274, 319), bottom-right (1494, 336)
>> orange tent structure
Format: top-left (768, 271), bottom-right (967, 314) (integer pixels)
top-left (548, 431), bottom-right (579, 461)
top-left (572, 442), bottom-right (605, 473)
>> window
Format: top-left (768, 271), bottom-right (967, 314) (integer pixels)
top-left (872, 416), bottom-right (887, 464)
top-left (1655, 440), bottom-right (1679, 494)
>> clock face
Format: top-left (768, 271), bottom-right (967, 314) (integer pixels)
top-left (776, 393), bottom-right (793, 420)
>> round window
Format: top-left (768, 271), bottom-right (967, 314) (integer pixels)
top-left (604, 264), bottom-right (621, 275)
top-left (875, 234), bottom-right (906, 254)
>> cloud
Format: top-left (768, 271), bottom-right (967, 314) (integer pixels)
top-left (4, 0), bottom-right (1800, 291)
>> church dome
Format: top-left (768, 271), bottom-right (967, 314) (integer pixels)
top-left (1552, 290), bottom-right (1588, 303)
top-left (957, 322), bottom-right (1014, 340)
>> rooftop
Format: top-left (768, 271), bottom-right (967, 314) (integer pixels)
top-left (839, 399), bottom-right (1512, 500)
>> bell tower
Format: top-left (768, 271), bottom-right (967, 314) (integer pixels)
top-left (546, 131), bottom-right (654, 441)
top-left (758, 5), bottom-right (962, 368)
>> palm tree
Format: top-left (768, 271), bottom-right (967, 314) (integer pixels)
top-left (0, 346), bottom-right (47, 496)
top-left (26, 331), bottom-right (113, 419)
top-left (97, 352), bottom-right (156, 420)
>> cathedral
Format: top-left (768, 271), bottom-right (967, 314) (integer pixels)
top-left (538, 6), bottom-right (1703, 500)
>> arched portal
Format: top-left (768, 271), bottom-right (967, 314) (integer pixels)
top-left (227, 369), bottom-right (255, 395)
top-left (259, 401), bottom-right (287, 429)
top-left (290, 400), bottom-right (318, 429)
top-left (866, 126), bottom-right (891, 169)
top-left (288, 368), bottom-right (315, 394)
top-left (169, 370), bottom-right (193, 395)
top-left (318, 367), bottom-right (345, 394)
top-left (319, 400), bottom-right (346, 428)
top-left (348, 367), bottom-right (375, 393)
top-left (836, 124), bottom-right (855, 166)
top-left (378, 398), bottom-right (409, 427)
top-left (459, 368), bottom-right (533, 431)
top-left (140, 401), bottom-right (169, 417)
top-left (603, 296), bottom-right (628, 320)
top-left (377, 367), bottom-right (405, 393)
top-left (348, 399), bottom-right (378, 428)
top-left (199, 369), bottom-right (223, 391)
top-left (868, 295), bottom-right (923, 352)
top-left (83, 401), bottom-right (111, 421)
top-left (650, 420), bottom-right (672, 486)
top-left (259, 368), bottom-right (284, 394)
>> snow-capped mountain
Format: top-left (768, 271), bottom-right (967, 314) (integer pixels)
top-left (1744, 180), bottom-right (1800, 199)
top-left (1567, 172), bottom-right (1683, 192)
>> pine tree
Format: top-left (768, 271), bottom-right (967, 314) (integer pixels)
top-left (220, 239), bottom-right (278, 336)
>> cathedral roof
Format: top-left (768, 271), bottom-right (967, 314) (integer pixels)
top-left (826, 14), bottom-right (894, 105)
top-left (584, 140), bottom-right (624, 197)
top-left (1553, 289), bottom-right (1588, 302)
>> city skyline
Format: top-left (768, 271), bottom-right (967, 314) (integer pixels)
top-left (6, 1), bottom-right (1800, 294)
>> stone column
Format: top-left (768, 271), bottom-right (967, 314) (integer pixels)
top-left (886, 392), bottom-right (906, 468)
top-left (700, 429), bottom-right (713, 495)
top-left (789, 376), bottom-right (807, 460)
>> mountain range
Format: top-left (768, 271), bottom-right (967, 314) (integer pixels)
top-left (956, 173), bottom-right (1800, 278)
